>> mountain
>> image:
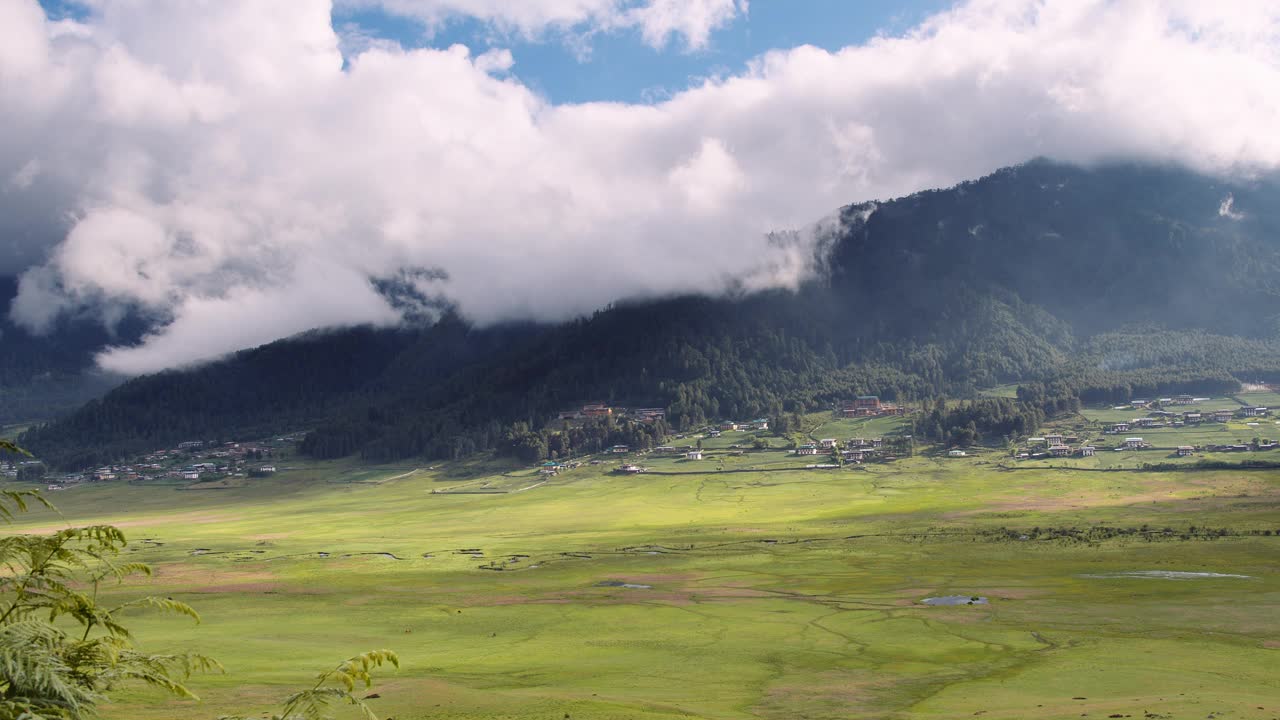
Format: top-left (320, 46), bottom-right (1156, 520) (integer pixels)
top-left (20, 159), bottom-right (1280, 469)
top-left (0, 277), bottom-right (145, 426)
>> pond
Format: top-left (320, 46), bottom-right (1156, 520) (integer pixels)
top-left (922, 595), bottom-right (988, 605)
top-left (596, 581), bottom-right (653, 589)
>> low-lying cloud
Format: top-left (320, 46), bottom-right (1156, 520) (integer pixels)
top-left (3, 0), bottom-right (1280, 374)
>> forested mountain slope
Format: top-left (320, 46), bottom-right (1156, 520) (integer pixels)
top-left (21, 159), bottom-right (1280, 468)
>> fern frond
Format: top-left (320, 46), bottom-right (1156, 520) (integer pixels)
top-left (108, 596), bottom-right (201, 624)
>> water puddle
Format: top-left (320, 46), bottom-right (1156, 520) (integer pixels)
top-left (922, 595), bottom-right (988, 605)
top-left (596, 581), bottom-right (653, 589)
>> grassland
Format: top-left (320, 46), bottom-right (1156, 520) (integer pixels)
top-left (5, 441), bottom-right (1279, 720)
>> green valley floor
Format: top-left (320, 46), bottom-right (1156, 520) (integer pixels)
top-left (6, 448), bottom-right (1278, 719)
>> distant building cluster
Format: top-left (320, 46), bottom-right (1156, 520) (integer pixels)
top-left (795, 436), bottom-right (887, 464)
top-left (557, 404), bottom-right (668, 424)
top-left (840, 396), bottom-right (907, 418)
top-left (13, 436), bottom-right (298, 490)
top-left (1105, 401), bottom-right (1268, 435)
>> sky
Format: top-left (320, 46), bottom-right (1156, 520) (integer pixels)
top-left (4, 0), bottom-right (1280, 375)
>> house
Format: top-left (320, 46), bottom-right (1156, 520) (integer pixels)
top-left (1183, 412), bottom-right (1202, 423)
top-left (877, 402), bottom-right (906, 416)
top-left (1080, 446), bottom-right (1096, 457)
top-left (618, 464), bottom-right (645, 474)
top-left (947, 449), bottom-right (967, 458)
top-left (182, 472), bottom-right (200, 481)
top-left (654, 446), bottom-right (678, 454)
top-left (1131, 399), bottom-right (1150, 408)
top-left (1176, 446), bottom-right (1195, 457)
top-left (720, 422), bottom-right (739, 431)
top-left (1045, 434), bottom-right (1064, 446)
top-left (842, 395), bottom-right (883, 417)
top-left (796, 444), bottom-right (820, 456)
top-left (870, 438), bottom-right (884, 448)
top-left (1027, 437), bottom-right (1046, 445)
top-left (607, 445), bottom-right (630, 454)
top-left (1049, 445), bottom-right (1071, 457)
top-left (752, 418), bottom-right (770, 430)
top-left (685, 451), bottom-right (703, 460)
top-left (634, 408), bottom-right (666, 422)
top-left (257, 465), bottom-right (276, 474)
top-left (582, 404), bottom-right (612, 417)
top-left (819, 438), bottom-right (838, 449)
top-left (1212, 410), bottom-right (1234, 423)
top-left (1243, 406), bottom-right (1269, 417)
top-left (1123, 437), bottom-right (1145, 450)
top-left (843, 449), bottom-right (866, 463)
top-left (1109, 423), bottom-right (1130, 434)
top-left (1172, 394), bottom-right (1195, 405)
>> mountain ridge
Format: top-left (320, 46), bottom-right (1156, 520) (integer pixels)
top-left (19, 159), bottom-right (1280, 468)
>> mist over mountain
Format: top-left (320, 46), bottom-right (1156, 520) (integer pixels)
top-left (8, 0), bottom-right (1280, 379)
top-left (20, 160), bottom-right (1280, 468)
top-left (0, 276), bottom-right (141, 424)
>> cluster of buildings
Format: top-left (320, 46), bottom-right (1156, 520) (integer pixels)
top-left (0, 459), bottom-right (44, 480)
top-left (1017, 433), bottom-right (1096, 459)
top-left (840, 396), bottom-right (907, 418)
top-left (796, 437), bottom-right (886, 463)
top-left (650, 445), bottom-right (705, 460)
top-left (1105, 405), bottom-right (1269, 435)
top-left (556, 404), bottom-right (668, 423)
top-left (23, 438), bottom-right (289, 489)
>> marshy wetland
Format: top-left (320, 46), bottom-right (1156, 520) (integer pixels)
top-left (6, 441), bottom-right (1278, 719)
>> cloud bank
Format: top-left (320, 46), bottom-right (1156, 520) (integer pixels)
top-left (3, 0), bottom-right (1280, 374)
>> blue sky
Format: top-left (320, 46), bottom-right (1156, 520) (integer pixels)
top-left (39, 0), bottom-right (952, 103)
top-left (335, 1), bottom-right (952, 103)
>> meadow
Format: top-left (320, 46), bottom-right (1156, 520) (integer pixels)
top-left (5, 437), bottom-right (1279, 720)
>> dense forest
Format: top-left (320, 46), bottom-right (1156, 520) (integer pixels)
top-left (19, 159), bottom-right (1280, 469)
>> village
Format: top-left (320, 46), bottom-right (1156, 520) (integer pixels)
top-left (6, 391), bottom-right (1280, 490)
top-left (0, 435), bottom-right (303, 491)
top-left (1008, 393), bottom-right (1279, 462)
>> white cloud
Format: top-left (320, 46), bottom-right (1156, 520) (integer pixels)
top-left (7, 158), bottom-right (40, 190)
top-left (338, 0), bottom-right (745, 50)
top-left (4, 0), bottom-right (1280, 374)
